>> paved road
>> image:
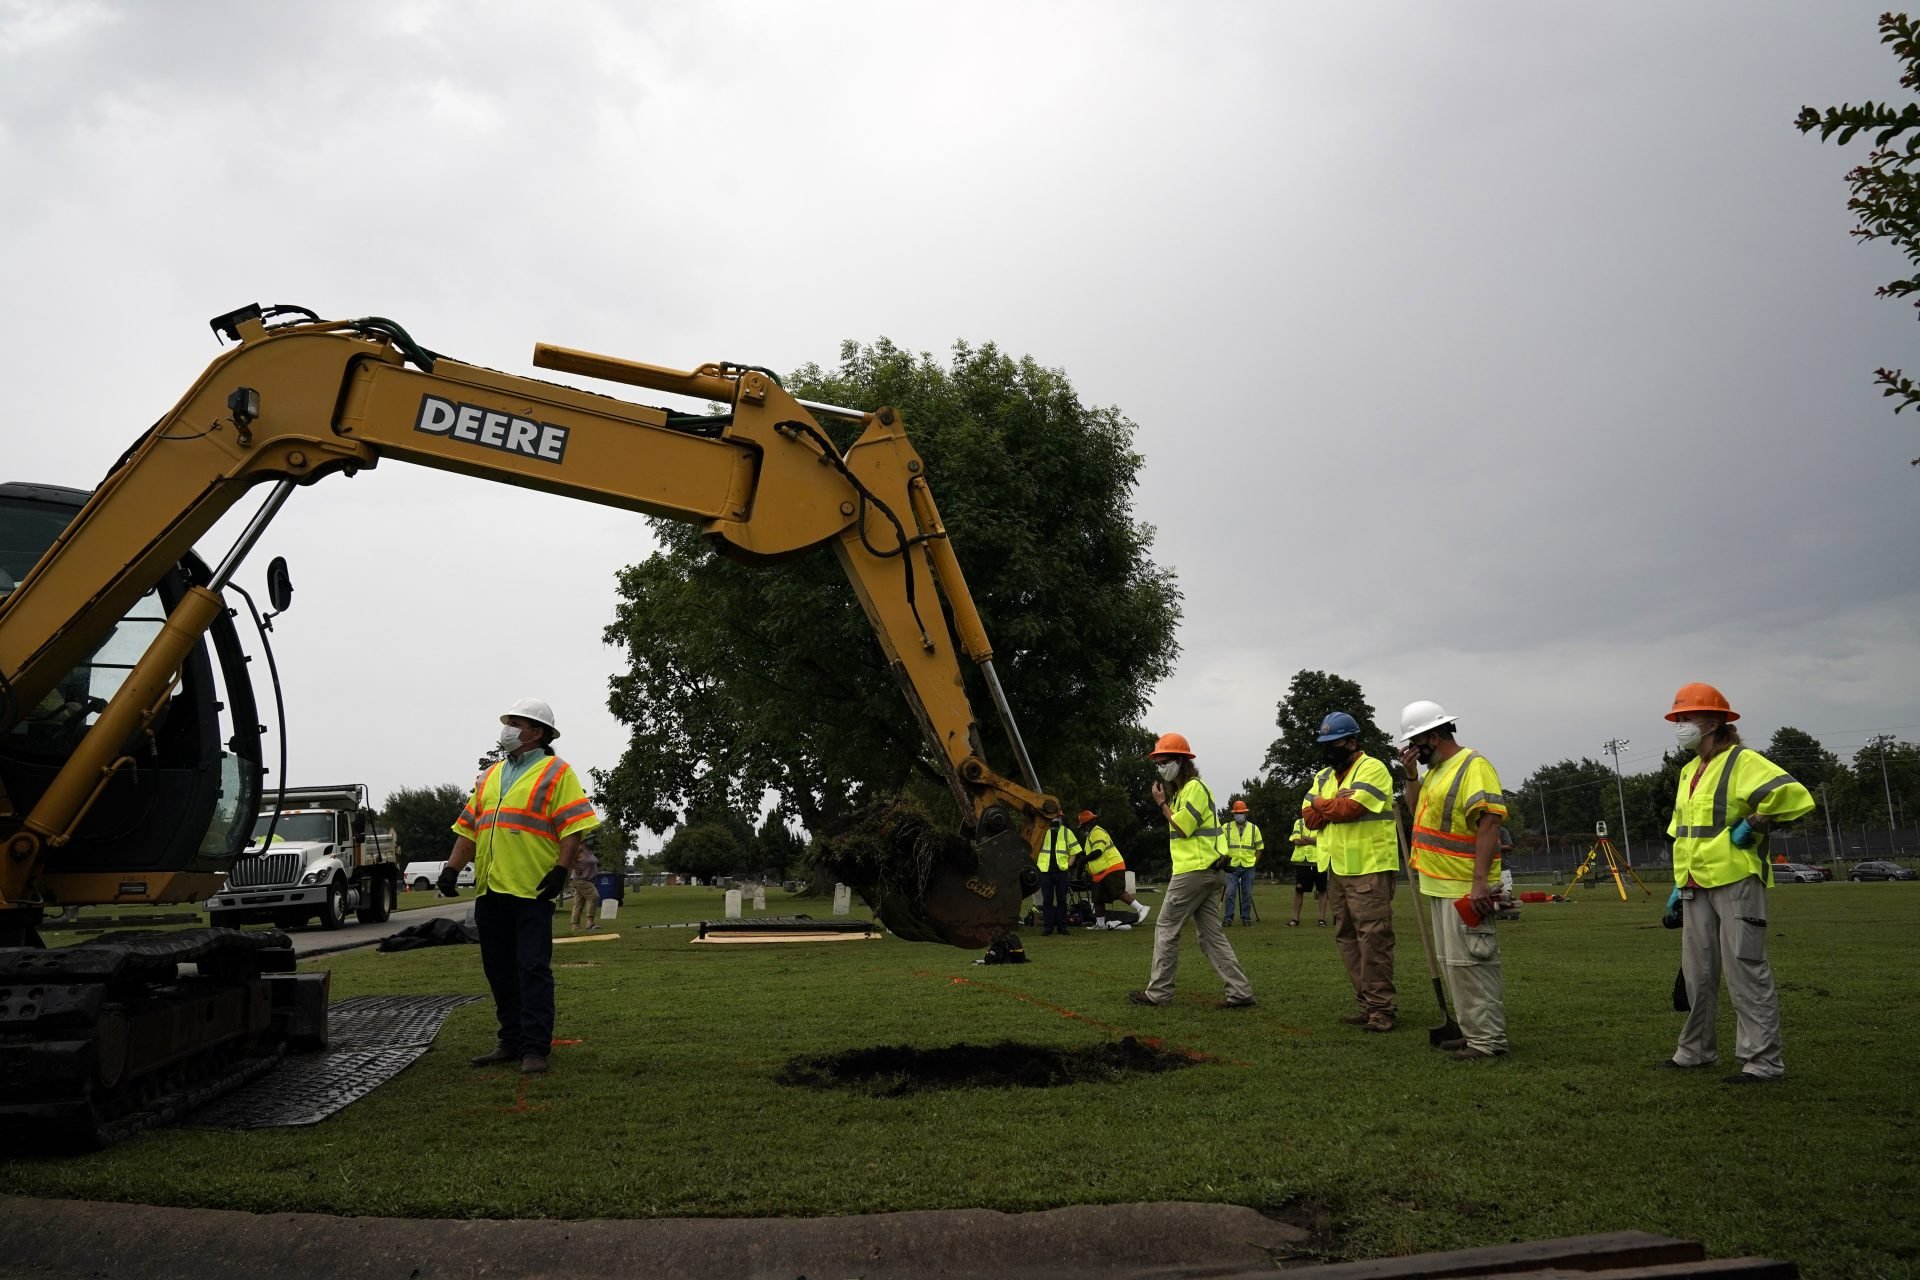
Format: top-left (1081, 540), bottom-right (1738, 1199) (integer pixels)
top-left (289, 895), bottom-right (474, 958)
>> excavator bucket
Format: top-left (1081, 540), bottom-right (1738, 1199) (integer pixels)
top-left (820, 802), bottom-right (1032, 949)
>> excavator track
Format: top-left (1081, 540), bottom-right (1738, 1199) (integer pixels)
top-left (0, 928), bottom-right (324, 1151)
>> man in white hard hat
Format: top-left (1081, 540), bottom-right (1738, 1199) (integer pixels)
top-left (1396, 699), bottom-right (1509, 1061)
top-left (441, 697), bottom-right (602, 1075)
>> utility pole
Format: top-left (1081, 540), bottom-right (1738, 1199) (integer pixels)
top-left (1870, 733), bottom-right (1897, 835)
top-left (1538, 791), bottom-right (1552, 864)
top-left (1819, 782), bottom-right (1837, 864)
top-left (1602, 738), bottom-right (1633, 867)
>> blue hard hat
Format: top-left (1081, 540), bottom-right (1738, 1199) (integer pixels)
top-left (1316, 711), bottom-right (1361, 743)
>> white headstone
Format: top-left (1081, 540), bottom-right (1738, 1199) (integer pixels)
top-left (600, 898), bottom-right (619, 921)
top-left (725, 889), bottom-right (743, 919)
top-left (753, 885), bottom-right (767, 911)
top-left (832, 883), bottom-right (851, 916)
top-left (1125, 871), bottom-right (1137, 896)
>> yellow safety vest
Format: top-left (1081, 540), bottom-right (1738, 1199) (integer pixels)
top-left (1288, 818), bottom-right (1317, 864)
top-left (1222, 819), bottom-right (1264, 868)
top-left (1668, 745), bottom-right (1814, 890)
top-left (1410, 748), bottom-right (1506, 898)
top-left (1034, 823), bottom-right (1082, 873)
top-left (452, 751), bottom-right (601, 898)
top-left (1082, 825), bottom-right (1125, 880)
top-left (1303, 754), bottom-right (1398, 876)
top-left (1168, 776), bottom-right (1224, 874)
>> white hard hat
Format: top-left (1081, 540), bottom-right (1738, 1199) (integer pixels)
top-left (1397, 699), bottom-right (1455, 745)
top-left (502, 697), bottom-right (559, 740)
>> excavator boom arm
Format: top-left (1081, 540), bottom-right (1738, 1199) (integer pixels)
top-left (0, 308), bottom-right (1053, 944)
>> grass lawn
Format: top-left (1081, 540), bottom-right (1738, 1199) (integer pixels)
top-left (1, 881), bottom-right (1914, 1277)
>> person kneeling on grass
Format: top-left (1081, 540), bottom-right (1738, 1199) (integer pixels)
top-left (1076, 809), bottom-right (1150, 929)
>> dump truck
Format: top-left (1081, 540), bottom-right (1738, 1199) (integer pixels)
top-left (205, 783), bottom-right (399, 930)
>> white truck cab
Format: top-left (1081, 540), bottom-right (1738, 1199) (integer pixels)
top-left (205, 783), bottom-right (399, 930)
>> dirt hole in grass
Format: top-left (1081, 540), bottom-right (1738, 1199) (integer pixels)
top-left (776, 1037), bottom-right (1199, 1096)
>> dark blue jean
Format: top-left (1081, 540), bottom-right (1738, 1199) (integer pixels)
top-left (474, 891), bottom-right (556, 1055)
top-left (1038, 869), bottom-right (1070, 930)
top-left (1222, 867), bottom-right (1256, 923)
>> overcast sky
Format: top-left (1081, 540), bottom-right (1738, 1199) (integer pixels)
top-left (5, 1), bottom-right (1918, 849)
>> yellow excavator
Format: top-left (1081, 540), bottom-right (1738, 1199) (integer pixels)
top-left (0, 304), bottom-right (1057, 1146)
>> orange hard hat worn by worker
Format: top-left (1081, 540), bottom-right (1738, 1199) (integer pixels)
top-left (1665, 682), bottom-right (1740, 723)
top-left (1231, 800), bottom-right (1249, 814)
top-left (1077, 809), bottom-right (1097, 826)
top-left (1149, 731), bottom-right (1195, 758)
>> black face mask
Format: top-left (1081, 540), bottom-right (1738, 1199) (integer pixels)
top-left (1414, 740), bottom-right (1436, 765)
top-left (1321, 741), bottom-right (1355, 767)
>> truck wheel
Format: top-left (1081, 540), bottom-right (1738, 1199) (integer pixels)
top-left (412, 877), bottom-right (431, 893)
top-left (356, 876), bottom-right (394, 925)
top-left (317, 878), bottom-right (349, 930)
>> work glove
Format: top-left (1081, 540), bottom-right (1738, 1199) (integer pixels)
top-left (1661, 886), bottom-right (1683, 930)
top-left (536, 866), bottom-right (567, 902)
top-left (436, 866), bottom-right (461, 898)
top-left (1729, 819), bottom-right (1757, 848)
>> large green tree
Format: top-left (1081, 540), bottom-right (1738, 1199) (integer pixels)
top-left (1258, 669), bottom-right (1395, 794)
top-left (661, 822), bottom-right (748, 883)
top-left (1797, 10), bottom-right (1920, 463)
top-left (595, 338), bottom-right (1180, 839)
top-left (382, 783), bottom-right (468, 867)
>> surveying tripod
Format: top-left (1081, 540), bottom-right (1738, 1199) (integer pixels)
top-left (1566, 825), bottom-right (1652, 901)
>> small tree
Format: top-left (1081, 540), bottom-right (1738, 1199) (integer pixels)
top-left (1260, 669), bottom-right (1395, 790)
top-left (1797, 11), bottom-right (1920, 463)
top-left (382, 783), bottom-right (470, 867)
top-left (661, 822), bottom-right (748, 883)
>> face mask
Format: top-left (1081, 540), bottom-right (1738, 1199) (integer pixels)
top-left (1321, 742), bottom-right (1353, 766)
top-left (1234, 814), bottom-right (1247, 826)
top-left (498, 723), bottom-right (526, 754)
top-left (1157, 760), bottom-right (1180, 782)
top-left (1414, 740), bottom-right (1436, 765)
top-left (1674, 720), bottom-right (1704, 751)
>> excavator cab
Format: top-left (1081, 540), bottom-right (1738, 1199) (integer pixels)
top-left (0, 482), bottom-right (265, 940)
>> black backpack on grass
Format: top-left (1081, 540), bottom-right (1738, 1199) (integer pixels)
top-left (976, 933), bottom-right (1029, 965)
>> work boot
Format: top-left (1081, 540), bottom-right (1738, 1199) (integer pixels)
top-left (1219, 995), bottom-right (1258, 1009)
top-left (1339, 1011), bottom-right (1371, 1027)
top-left (469, 1045), bottom-right (517, 1067)
top-left (520, 1053), bottom-right (549, 1075)
top-left (1126, 990), bottom-right (1167, 1007)
top-left (1450, 1046), bottom-right (1506, 1061)
top-left (1656, 1057), bottom-right (1716, 1071)
top-left (1723, 1071), bottom-right (1779, 1085)
top-left (1437, 1037), bottom-right (1467, 1052)
top-left (1363, 1014), bottom-right (1396, 1034)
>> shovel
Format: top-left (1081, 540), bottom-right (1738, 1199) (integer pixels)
top-left (1396, 804), bottom-right (1464, 1047)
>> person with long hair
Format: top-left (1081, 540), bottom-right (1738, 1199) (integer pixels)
top-left (1127, 732), bottom-right (1256, 1008)
top-left (1661, 683), bottom-right (1814, 1083)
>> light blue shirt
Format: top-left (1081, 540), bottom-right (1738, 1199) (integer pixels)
top-left (497, 747), bottom-right (551, 795)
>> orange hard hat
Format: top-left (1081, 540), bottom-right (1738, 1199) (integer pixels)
top-left (1231, 800), bottom-right (1249, 814)
top-left (1665, 682), bottom-right (1739, 723)
top-left (1149, 731), bottom-right (1195, 758)
top-left (1077, 809), bottom-right (1097, 826)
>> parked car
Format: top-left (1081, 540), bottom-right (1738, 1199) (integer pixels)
top-left (1848, 860), bottom-right (1918, 882)
top-left (1773, 862), bottom-right (1826, 883)
top-left (405, 860), bottom-right (476, 893)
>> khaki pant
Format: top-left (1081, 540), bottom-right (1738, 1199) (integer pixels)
top-left (1330, 871), bottom-right (1396, 1018)
top-left (1429, 895), bottom-right (1506, 1053)
top-left (1143, 870), bottom-right (1253, 1003)
top-left (1676, 875), bottom-right (1782, 1078)
top-left (569, 877), bottom-right (600, 929)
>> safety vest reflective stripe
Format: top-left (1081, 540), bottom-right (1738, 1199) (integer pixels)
top-left (1034, 826), bottom-right (1080, 871)
top-left (1413, 826), bottom-right (1476, 854)
top-left (1348, 780), bottom-right (1389, 803)
top-left (454, 753), bottom-right (601, 898)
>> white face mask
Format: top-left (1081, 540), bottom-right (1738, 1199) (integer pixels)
top-left (1157, 760), bottom-right (1180, 782)
top-left (1674, 720), bottom-right (1704, 751)
top-left (498, 722), bottom-right (526, 754)
top-left (1235, 814), bottom-right (1247, 826)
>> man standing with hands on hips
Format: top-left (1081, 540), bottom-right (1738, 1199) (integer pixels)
top-left (441, 697), bottom-right (601, 1076)
top-left (1398, 700), bottom-right (1509, 1061)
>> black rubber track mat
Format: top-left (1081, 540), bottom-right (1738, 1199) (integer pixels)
top-left (184, 994), bottom-right (479, 1129)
